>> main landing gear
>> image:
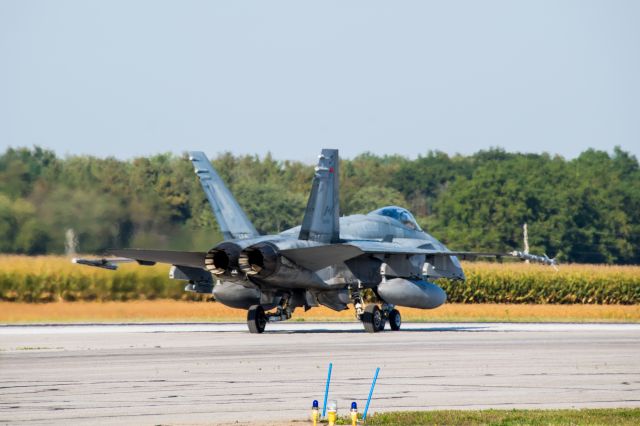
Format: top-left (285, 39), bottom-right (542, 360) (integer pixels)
top-left (388, 307), bottom-right (402, 331)
top-left (247, 305), bottom-right (267, 333)
top-left (362, 304), bottom-right (385, 332)
top-left (247, 296), bottom-right (293, 333)
top-left (360, 304), bottom-right (401, 333)
top-left (351, 286), bottom-right (401, 333)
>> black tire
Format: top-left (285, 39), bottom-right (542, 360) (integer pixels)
top-left (247, 305), bottom-right (267, 334)
top-left (377, 312), bottom-right (386, 331)
top-left (362, 305), bottom-right (383, 333)
top-left (389, 309), bottom-right (401, 331)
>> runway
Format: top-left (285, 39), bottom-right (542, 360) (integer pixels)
top-left (2, 322), bottom-right (640, 425)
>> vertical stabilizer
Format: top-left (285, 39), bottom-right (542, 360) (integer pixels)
top-left (299, 149), bottom-right (340, 243)
top-left (189, 151), bottom-right (260, 240)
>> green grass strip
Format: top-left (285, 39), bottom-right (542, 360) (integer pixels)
top-left (329, 408), bottom-right (640, 425)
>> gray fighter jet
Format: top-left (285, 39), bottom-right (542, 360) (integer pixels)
top-left (74, 149), bottom-right (556, 333)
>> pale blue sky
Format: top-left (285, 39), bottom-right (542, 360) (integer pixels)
top-left (1, 1), bottom-right (639, 162)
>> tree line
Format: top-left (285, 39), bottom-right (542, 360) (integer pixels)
top-left (0, 146), bottom-right (638, 264)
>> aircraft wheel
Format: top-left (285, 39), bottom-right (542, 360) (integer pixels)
top-left (377, 313), bottom-right (387, 331)
top-left (389, 309), bottom-right (401, 331)
top-left (247, 305), bottom-right (267, 334)
top-left (362, 305), bottom-right (383, 333)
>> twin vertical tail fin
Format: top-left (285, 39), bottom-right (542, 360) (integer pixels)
top-left (189, 149), bottom-right (339, 243)
top-left (299, 149), bottom-right (340, 243)
top-left (189, 151), bottom-right (260, 240)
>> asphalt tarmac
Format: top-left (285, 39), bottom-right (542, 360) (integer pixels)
top-left (1, 322), bottom-right (640, 425)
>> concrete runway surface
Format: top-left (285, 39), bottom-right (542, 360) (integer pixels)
top-left (1, 322), bottom-right (640, 425)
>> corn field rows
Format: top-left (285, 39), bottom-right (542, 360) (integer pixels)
top-left (0, 256), bottom-right (638, 304)
top-left (443, 262), bottom-right (640, 304)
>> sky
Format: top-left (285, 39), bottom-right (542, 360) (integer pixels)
top-left (1, 1), bottom-right (639, 162)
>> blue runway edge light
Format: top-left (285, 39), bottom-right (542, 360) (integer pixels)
top-left (351, 402), bottom-right (357, 410)
top-left (313, 400), bottom-right (319, 408)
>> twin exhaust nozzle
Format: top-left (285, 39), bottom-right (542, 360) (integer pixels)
top-left (205, 242), bottom-right (279, 278)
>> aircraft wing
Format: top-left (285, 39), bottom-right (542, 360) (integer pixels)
top-left (72, 257), bottom-right (136, 270)
top-left (343, 241), bottom-right (557, 266)
top-left (423, 250), bottom-right (557, 265)
top-left (278, 241), bottom-right (556, 271)
top-left (74, 249), bottom-right (207, 270)
top-left (109, 249), bottom-right (207, 268)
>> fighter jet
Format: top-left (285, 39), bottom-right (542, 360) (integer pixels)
top-left (74, 149), bottom-right (556, 333)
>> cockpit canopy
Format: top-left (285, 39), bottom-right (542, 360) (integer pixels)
top-left (368, 206), bottom-right (422, 231)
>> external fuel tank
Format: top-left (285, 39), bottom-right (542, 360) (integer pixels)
top-left (377, 278), bottom-right (447, 309)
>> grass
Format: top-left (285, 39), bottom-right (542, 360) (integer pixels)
top-left (1, 300), bottom-right (639, 324)
top-left (347, 408), bottom-right (640, 425)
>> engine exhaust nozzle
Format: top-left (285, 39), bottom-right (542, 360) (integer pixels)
top-left (205, 243), bottom-right (241, 276)
top-left (239, 243), bottom-right (279, 278)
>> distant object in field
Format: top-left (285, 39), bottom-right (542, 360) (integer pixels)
top-left (74, 149), bottom-right (556, 334)
top-left (65, 228), bottom-right (78, 257)
top-left (523, 223), bottom-right (529, 264)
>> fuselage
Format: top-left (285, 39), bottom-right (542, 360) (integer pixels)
top-left (282, 213), bottom-right (438, 245)
top-left (272, 207), bottom-right (464, 283)
top-left (210, 206), bottom-right (463, 312)
top-left (280, 209), bottom-right (464, 279)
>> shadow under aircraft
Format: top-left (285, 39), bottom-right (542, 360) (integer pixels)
top-left (75, 149), bottom-right (556, 333)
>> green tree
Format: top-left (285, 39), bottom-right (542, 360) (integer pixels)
top-left (0, 146), bottom-right (638, 263)
top-left (344, 186), bottom-right (407, 215)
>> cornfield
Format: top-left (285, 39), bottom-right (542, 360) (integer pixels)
top-left (0, 256), bottom-right (195, 303)
top-left (0, 255), bottom-right (638, 304)
top-left (442, 262), bottom-right (640, 304)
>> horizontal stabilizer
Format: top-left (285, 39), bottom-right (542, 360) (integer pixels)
top-left (108, 249), bottom-right (207, 269)
top-left (280, 244), bottom-right (362, 271)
